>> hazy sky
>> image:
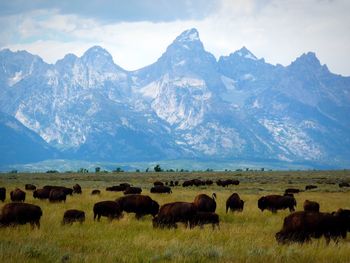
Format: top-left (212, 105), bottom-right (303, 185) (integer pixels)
top-left (0, 0), bottom-right (349, 76)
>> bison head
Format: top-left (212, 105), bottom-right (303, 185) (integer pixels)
top-left (151, 201), bottom-right (160, 217)
top-left (258, 197), bottom-right (266, 211)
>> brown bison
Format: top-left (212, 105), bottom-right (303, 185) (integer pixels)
top-left (191, 212), bottom-right (220, 229)
top-left (49, 189), bottom-right (66, 203)
top-left (193, 193), bottom-right (216, 213)
top-left (93, 201), bottom-right (122, 221)
top-left (10, 188), bottom-right (26, 202)
top-left (33, 188), bottom-right (50, 200)
top-left (91, 189), bottom-right (101, 195)
top-left (182, 180), bottom-right (193, 187)
top-left (150, 186), bottom-right (172, 194)
top-left (153, 202), bottom-right (197, 229)
top-left (226, 193), bottom-right (244, 213)
top-left (106, 185), bottom-right (125, 192)
top-left (275, 211), bottom-right (348, 244)
top-left (305, 185), bottom-right (318, 190)
top-left (153, 181), bottom-right (164, 186)
top-left (0, 203), bottom-right (42, 229)
top-left (115, 195), bottom-right (159, 219)
top-left (0, 187), bottom-right (5, 202)
top-left (303, 200), bottom-right (320, 212)
top-left (123, 187), bottom-right (142, 195)
top-left (43, 186), bottom-right (73, 196)
top-left (216, 179), bottom-right (239, 187)
top-left (258, 195), bottom-right (296, 213)
top-left (339, 182), bottom-right (350, 188)
top-left (284, 188), bottom-right (300, 194)
top-left (25, 184), bottom-right (36, 191)
top-left (73, 184), bottom-right (82, 194)
top-left (62, 209), bottom-right (85, 225)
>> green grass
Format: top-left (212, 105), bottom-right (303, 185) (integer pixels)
top-left (0, 170), bottom-right (350, 262)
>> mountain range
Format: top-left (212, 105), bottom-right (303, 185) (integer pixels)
top-left (1, 28), bottom-right (349, 169)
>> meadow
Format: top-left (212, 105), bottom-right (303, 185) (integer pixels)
top-left (1, 170), bottom-right (350, 263)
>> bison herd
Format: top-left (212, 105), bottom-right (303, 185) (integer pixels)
top-left (0, 179), bottom-right (350, 246)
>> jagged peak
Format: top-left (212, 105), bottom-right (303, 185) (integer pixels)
top-left (174, 28), bottom-right (200, 43)
top-left (231, 46), bottom-right (257, 60)
top-left (290, 51), bottom-right (323, 69)
top-left (82, 45), bottom-right (112, 59)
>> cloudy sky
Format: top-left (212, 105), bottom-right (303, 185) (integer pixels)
top-left (0, 0), bottom-right (349, 75)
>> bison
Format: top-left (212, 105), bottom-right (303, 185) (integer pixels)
top-left (115, 195), bottom-right (159, 219)
top-left (275, 211), bottom-right (348, 244)
top-left (62, 209), bottom-right (85, 225)
top-left (43, 186), bottom-right (73, 196)
top-left (33, 188), bottom-right (50, 200)
top-left (0, 187), bottom-right (5, 202)
top-left (303, 200), bottom-right (320, 212)
top-left (339, 182), bottom-right (350, 188)
top-left (153, 181), bottom-right (164, 186)
top-left (49, 189), bottom-right (66, 203)
top-left (305, 185), bottom-right (318, 190)
top-left (123, 187), bottom-right (142, 195)
top-left (91, 189), bottom-right (101, 195)
top-left (284, 188), bottom-right (300, 194)
top-left (93, 201), bottom-right (122, 221)
top-left (25, 184), bottom-right (36, 191)
top-left (150, 186), bottom-right (172, 194)
top-left (73, 184), bottom-right (82, 194)
top-left (10, 188), bottom-right (26, 202)
top-left (0, 203), bottom-right (42, 229)
top-left (106, 185), bottom-right (125, 192)
top-left (191, 212), bottom-right (220, 229)
top-left (226, 193), bottom-right (244, 213)
top-left (258, 195), bottom-right (296, 213)
top-left (153, 202), bottom-right (197, 229)
top-left (193, 193), bottom-right (216, 213)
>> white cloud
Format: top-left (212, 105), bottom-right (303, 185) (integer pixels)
top-left (1, 0), bottom-right (350, 75)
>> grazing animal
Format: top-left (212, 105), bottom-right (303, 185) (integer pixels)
top-left (305, 185), bottom-right (318, 190)
top-left (33, 188), bottom-right (50, 200)
top-left (153, 181), bottom-right (164, 186)
top-left (226, 193), bottom-right (244, 213)
top-left (205, 180), bottom-right (213, 185)
top-left (150, 186), bottom-right (172, 194)
top-left (123, 187), bottom-right (142, 195)
top-left (153, 202), bottom-right (197, 229)
top-left (73, 184), bottom-right (82, 194)
top-left (62, 209), bottom-right (85, 225)
top-left (93, 201), bottom-right (122, 221)
top-left (49, 189), bottom-right (67, 203)
top-left (0, 187), bottom-right (6, 202)
top-left (333, 209), bottom-right (350, 231)
top-left (193, 193), bottom-right (217, 213)
top-left (10, 188), bottom-right (26, 202)
top-left (258, 195), bottom-right (296, 213)
top-left (217, 179), bottom-right (239, 187)
top-left (339, 182), bottom-right (350, 188)
top-left (191, 212), bottom-right (220, 229)
top-left (106, 185), bottom-right (125, 192)
top-left (284, 188), bottom-right (300, 194)
top-left (43, 186), bottom-right (73, 196)
top-left (91, 189), bottom-right (101, 195)
top-left (303, 200), bottom-right (320, 212)
top-left (115, 195), bottom-right (159, 219)
top-left (0, 203), bottom-right (42, 229)
top-left (174, 181), bottom-right (179, 186)
top-left (25, 184), bottom-right (36, 191)
top-left (182, 180), bottom-right (193, 187)
top-left (275, 211), bottom-right (348, 244)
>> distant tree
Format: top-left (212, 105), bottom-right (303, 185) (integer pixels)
top-left (46, 170), bottom-right (59, 173)
top-left (113, 167), bottom-right (123, 173)
top-left (135, 169), bottom-right (140, 173)
top-left (78, 168), bottom-right (89, 173)
top-left (95, 167), bottom-right (101, 173)
top-left (9, 169), bottom-right (18, 174)
top-left (261, 168), bottom-right (265, 172)
top-left (145, 168), bottom-right (149, 173)
top-left (245, 168), bottom-right (249, 171)
top-left (154, 164), bottom-right (162, 172)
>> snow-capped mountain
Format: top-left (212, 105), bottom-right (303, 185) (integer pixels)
top-left (0, 28), bottom-right (349, 167)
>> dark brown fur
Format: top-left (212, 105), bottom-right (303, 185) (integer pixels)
top-left (150, 186), bottom-right (172, 194)
top-left (226, 193), bottom-right (244, 213)
top-left (115, 195), bottom-right (159, 219)
top-left (49, 189), bottom-right (66, 203)
top-left (303, 200), bottom-right (320, 212)
top-left (10, 188), bottom-right (26, 202)
top-left (62, 209), bottom-right (85, 225)
top-left (193, 193), bottom-right (216, 212)
top-left (33, 188), bottom-right (50, 200)
top-left (191, 212), bottom-right (220, 229)
top-left (258, 195), bottom-right (296, 213)
top-left (93, 201), bottom-right (122, 221)
top-left (25, 184), bottom-right (36, 191)
top-left (0, 187), bottom-right (5, 202)
top-left (0, 202), bottom-right (42, 229)
top-left (123, 187), bottom-right (142, 195)
top-left (73, 184), bottom-right (82, 194)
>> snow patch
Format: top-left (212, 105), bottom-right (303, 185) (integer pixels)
top-left (8, 71), bottom-right (24, 86)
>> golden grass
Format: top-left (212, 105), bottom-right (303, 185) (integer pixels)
top-left (0, 170), bottom-right (350, 262)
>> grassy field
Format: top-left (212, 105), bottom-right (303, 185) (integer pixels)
top-left (1, 170), bottom-right (350, 262)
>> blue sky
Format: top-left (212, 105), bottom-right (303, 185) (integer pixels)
top-left (0, 0), bottom-right (349, 75)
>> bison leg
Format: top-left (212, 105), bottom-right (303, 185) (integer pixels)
top-left (35, 221), bottom-right (40, 229)
top-left (135, 213), bottom-right (142, 220)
